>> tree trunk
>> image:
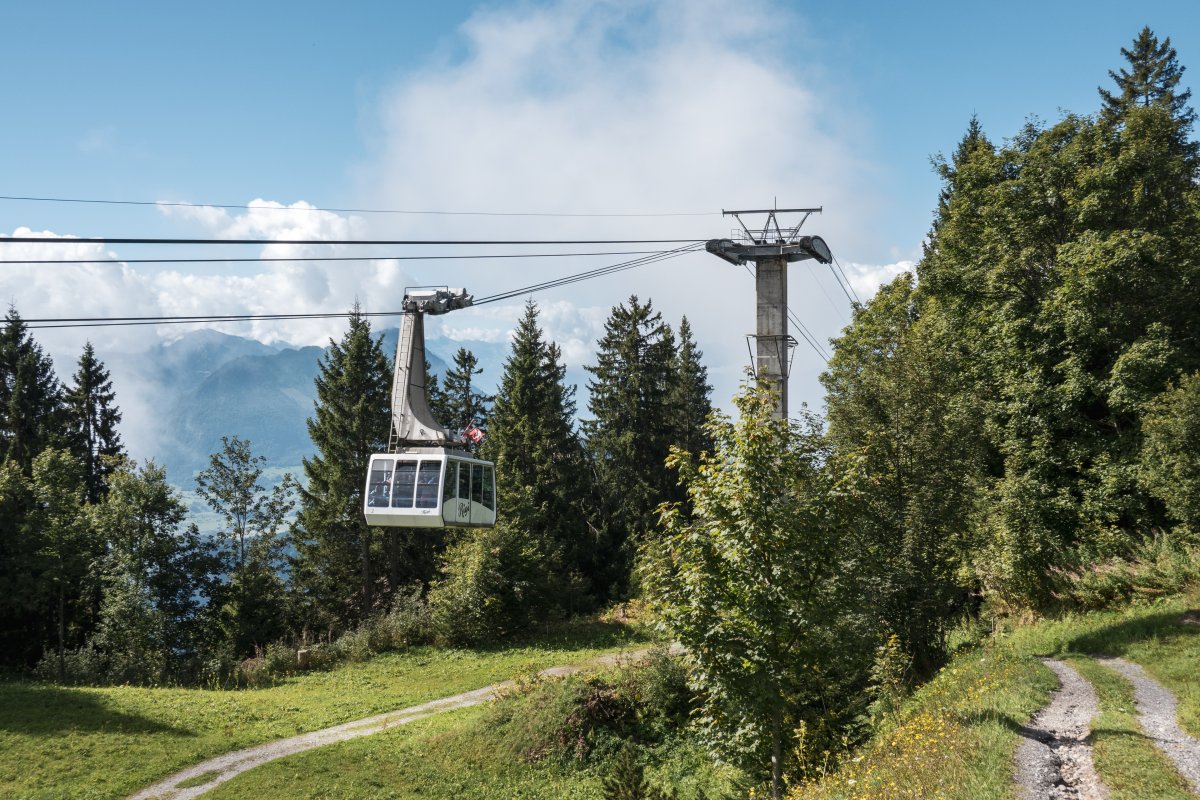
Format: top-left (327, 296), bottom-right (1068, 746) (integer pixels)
top-left (58, 582), bottom-right (66, 683)
top-left (771, 706), bottom-right (783, 800)
top-left (360, 525), bottom-right (373, 612)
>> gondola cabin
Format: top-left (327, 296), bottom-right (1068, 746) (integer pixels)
top-left (363, 449), bottom-right (496, 528)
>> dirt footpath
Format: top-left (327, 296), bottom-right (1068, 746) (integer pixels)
top-left (1013, 658), bottom-right (1108, 800)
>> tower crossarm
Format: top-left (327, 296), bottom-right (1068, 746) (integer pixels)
top-left (705, 236), bottom-right (832, 266)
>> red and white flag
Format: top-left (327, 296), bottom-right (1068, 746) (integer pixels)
top-left (463, 423), bottom-right (485, 444)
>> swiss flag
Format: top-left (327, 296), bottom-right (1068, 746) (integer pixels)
top-left (464, 423), bottom-right (485, 444)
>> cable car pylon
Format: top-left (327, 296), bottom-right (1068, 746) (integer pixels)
top-left (705, 208), bottom-right (833, 419)
top-left (363, 288), bottom-right (497, 528)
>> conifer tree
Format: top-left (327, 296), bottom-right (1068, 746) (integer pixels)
top-left (0, 460), bottom-right (43, 666)
top-left (426, 358), bottom-right (450, 428)
top-left (1100, 27), bottom-right (1195, 126)
top-left (0, 308), bottom-right (64, 474)
top-left (483, 300), bottom-right (592, 599)
top-left (195, 435), bottom-right (294, 655)
top-left (293, 307), bottom-right (392, 625)
top-left (668, 316), bottom-right (713, 463)
top-left (64, 342), bottom-right (123, 503)
top-left (30, 448), bottom-right (88, 682)
top-left (440, 347), bottom-right (493, 445)
top-left (584, 296), bottom-right (676, 596)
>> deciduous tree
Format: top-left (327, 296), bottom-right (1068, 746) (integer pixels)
top-left (643, 383), bottom-right (867, 798)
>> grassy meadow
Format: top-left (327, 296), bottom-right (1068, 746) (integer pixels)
top-left (0, 620), bottom-right (650, 800)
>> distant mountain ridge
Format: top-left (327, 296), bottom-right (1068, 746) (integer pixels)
top-left (104, 328), bottom-right (507, 484)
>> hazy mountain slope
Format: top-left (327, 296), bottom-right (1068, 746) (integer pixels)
top-left (107, 328), bottom-right (487, 483)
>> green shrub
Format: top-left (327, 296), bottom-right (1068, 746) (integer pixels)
top-left (32, 644), bottom-right (108, 685)
top-left (328, 625), bottom-right (376, 662)
top-left (378, 585), bottom-right (434, 648)
top-left (486, 653), bottom-right (696, 767)
top-left (615, 647), bottom-right (692, 737)
top-left (1048, 533), bottom-right (1200, 610)
top-left (263, 642), bottom-right (298, 676)
top-left (429, 524), bottom-right (550, 645)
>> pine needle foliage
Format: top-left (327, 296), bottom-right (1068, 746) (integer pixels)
top-left (63, 342), bottom-right (123, 503)
top-left (292, 306), bottom-right (394, 625)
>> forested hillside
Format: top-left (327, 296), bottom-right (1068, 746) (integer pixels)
top-left (642, 27), bottom-right (1200, 797)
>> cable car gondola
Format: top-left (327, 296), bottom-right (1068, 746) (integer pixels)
top-left (362, 288), bottom-right (496, 529)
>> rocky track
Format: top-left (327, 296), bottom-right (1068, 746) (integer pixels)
top-left (1013, 658), bottom-right (1108, 800)
top-left (1098, 656), bottom-right (1200, 794)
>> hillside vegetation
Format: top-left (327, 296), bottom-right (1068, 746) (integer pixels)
top-left (791, 596), bottom-right (1200, 800)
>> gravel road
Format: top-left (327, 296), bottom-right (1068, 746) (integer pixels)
top-left (1097, 656), bottom-right (1200, 794)
top-left (1013, 658), bottom-right (1108, 800)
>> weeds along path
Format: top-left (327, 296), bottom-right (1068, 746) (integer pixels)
top-left (1096, 657), bottom-right (1200, 794)
top-left (128, 649), bottom-right (656, 800)
top-left (1013, 658), bottom-right (1109, 800)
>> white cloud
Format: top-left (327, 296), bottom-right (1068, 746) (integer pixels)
top-left (0, 222), bottom-right (419, 461)
top-left (843, 260), bottom-right (915, 300)
top-left (356, 0), bottom-right (888, 410)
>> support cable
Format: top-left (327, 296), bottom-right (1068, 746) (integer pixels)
top-left (830, 255), bottom-right (862, 305)
top-left (1, 235), bottom-right (705, 246)
top-left (23, 246), bottom-right (703, 329)
top-left (0, 249), bottom-right (667, 266)
top-left (0, 194), bottom-right (717, 218)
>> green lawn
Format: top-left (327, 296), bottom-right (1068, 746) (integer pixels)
top-left (1005, 596), bottom-right (1200, 740)
top-left (790, 642), bottom-right (1055, 799)
top-left (203, 672), bottom-right (739, 800)
top-left (203, 705), bottom-right (604, 800)
top-left (0, 620), bottom-right (650, 800)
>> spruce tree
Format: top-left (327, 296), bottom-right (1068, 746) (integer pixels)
top-left (0, 460), bottom-right (43, 667)
top-left (0, 308), bottom-right (64, 474)
top-left (426, 359), bottom-right (451, 428)
top-left (668, 316), bottom-right (713, 463)
top-left (483, 300), bottom-right (593, 602)
top-left (64, 342), bottom-right (123, 503)
top-left (584, 296), bottom-right (676, 597)
top-left (30, 448), bottom-right (88, 682)
top-left (1100, 27), bottom-right (1195, 126)
top-left (440, 347), bottom-right (494, 444)
top-left (292, 308), bottom-right (394, 626)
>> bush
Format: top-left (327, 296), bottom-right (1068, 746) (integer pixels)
top-left (429, 524), bottom-right (575, 645)
top-left (1048, 533), bottom-right (1200, 611)
top-left (32, 644), bottom-right (108, 685)
top-left (615, 647), bottom-right (693, 737)
top-left (263, 642), bottom-right (298, 676)
top-left (374, 586), bottom-right (434, 649)
top-left (320, 589), bottom-right (435, 664)
top-left (487, 651), bottom-right (695, 766)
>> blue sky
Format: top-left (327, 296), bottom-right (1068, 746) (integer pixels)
top-left (2, 0), bottom-right (1199, 449)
